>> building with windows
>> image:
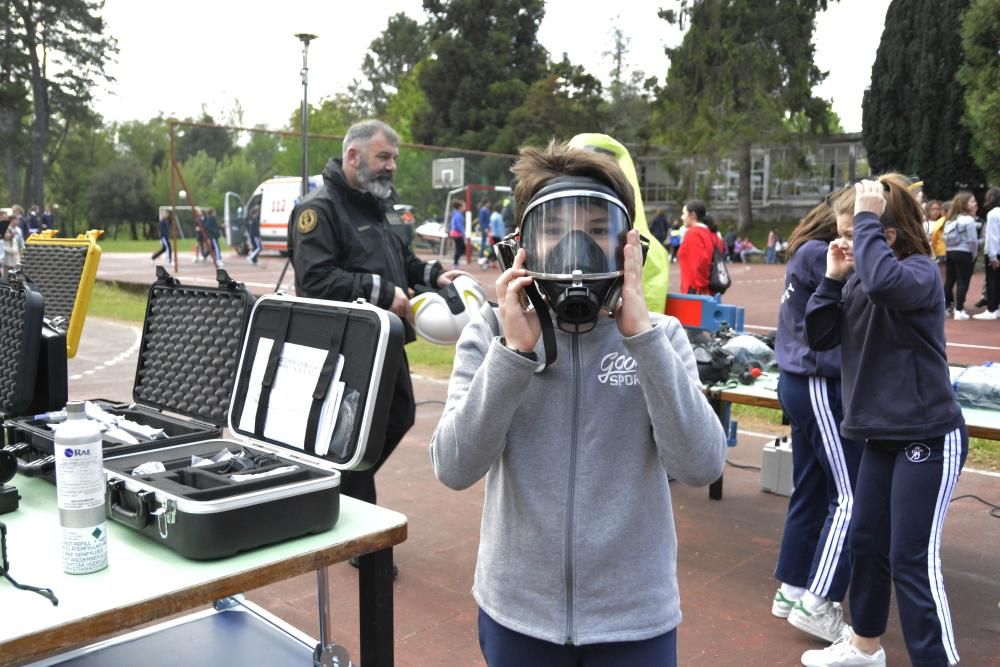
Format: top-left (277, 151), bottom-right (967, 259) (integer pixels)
top-left (633, 133), bottom-right (869, 222)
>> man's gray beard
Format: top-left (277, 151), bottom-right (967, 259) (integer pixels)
top-left (356, 163), bottom-right (394, 200)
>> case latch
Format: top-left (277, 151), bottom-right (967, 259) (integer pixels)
top-left (153, 499), bottom-right (177, 539)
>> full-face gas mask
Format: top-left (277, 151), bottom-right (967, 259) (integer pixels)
top-left (496, 176), bottom-right (645, 335)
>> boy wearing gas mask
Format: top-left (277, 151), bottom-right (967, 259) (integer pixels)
top-left (430, 142), bottom-right (727, 665)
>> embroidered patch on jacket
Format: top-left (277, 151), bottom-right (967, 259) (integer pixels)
top-left (597, 352), bottom-right (640, 387)
top-left (296, 209), bottom-right (318, 234)
top-left (905, 443), bottom-right (931, 463)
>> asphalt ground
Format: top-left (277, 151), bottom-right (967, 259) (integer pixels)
top-left (31, 247), bottom-right (1000, 664)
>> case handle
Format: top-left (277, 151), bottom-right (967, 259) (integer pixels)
top-left (106, 479), bottom-right (152, 529)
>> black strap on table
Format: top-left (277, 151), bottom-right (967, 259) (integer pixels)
top-left (254, 303), bottom-right (293, 439)
top-left (304, 314), bottom-right (350, 456)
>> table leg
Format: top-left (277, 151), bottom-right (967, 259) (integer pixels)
top-left (358, 547), bottom-right (394, 667)
top-left (709, 395), bottom-right (730, 500)
top-left (315, 566), bottom-right (352, 666)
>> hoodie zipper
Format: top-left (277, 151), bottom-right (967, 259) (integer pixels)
top-left (564, 333), bottom-right (581, 644)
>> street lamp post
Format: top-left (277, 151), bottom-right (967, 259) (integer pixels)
top-left (295, 32), bottom-right (318, 199)
top-left (275, 32), bottom-right (318, 293)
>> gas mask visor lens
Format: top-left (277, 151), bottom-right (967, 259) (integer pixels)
top-left (519, 192), bottom-right (630, 278)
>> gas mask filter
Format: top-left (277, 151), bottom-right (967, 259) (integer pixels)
top-left (496, 176), bottom-right (642, 334)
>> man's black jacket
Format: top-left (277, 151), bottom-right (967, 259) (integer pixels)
top-left (288, 158), bottom-right (443, 313)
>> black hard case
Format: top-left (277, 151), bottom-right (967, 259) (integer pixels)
top-left (0, 272), bottom-right (46, 419)
top-left (8, 267), bottom-right (254, 476)
top-left (102, 294), bottom-right (403, 559)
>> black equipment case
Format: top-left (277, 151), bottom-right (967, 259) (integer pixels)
top-left (7, 266), bottom-right (254, 479)
top-left (0, 271), bottom-right (56, 419)
top-left (100, 293), bottom-right (403, 559)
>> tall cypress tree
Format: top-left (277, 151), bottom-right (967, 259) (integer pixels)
top-left (862, 0), bottom-right (986, 199)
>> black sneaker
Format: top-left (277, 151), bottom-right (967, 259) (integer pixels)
top-left (349, 556), bottom-right (398, 578)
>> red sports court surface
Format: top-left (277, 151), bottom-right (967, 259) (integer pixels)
top-left (86, 250), bottom-right (1000, 665)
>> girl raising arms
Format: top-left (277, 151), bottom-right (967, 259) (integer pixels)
top-left (801, 175), bottom-right (967, 667)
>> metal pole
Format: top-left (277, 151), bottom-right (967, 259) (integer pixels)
top-left (295, 33), bottom-right (317, 199)
top-left (277, 33), bottom-right (319, 294)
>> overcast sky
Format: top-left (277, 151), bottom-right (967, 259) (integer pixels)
top-left (92, 0), bottom-right (891, 134)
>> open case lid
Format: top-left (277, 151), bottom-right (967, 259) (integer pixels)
top-left (0, 270), bottom-right (44, 418)
top-left (132, 266), bottom-right (255, 427)
top-left (21, 229), bottom-right (103, 358)
top-left (226, 293), bottom-right (404, 471)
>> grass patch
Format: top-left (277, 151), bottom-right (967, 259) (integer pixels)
top-left (86, 237), bottom-right (231, 254)
top-left (406, 338), bottom-right (457, 379)
top-left (967, 437), bottom-right (1000, 471)
top-left (88, 281), bottom-right (149, 323)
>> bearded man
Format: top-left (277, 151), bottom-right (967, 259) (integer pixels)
top-left (288, 119), bottom-right (467, 534)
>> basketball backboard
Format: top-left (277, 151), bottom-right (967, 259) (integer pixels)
top-left (432, 157), bottom-right (465, 189)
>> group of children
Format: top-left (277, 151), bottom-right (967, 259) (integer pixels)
top-left (150, 206), bottom-right (264, 268)
top-left (429, 139), bottom-right (972, 667)
top-left (925, 189), bottom-right (1000, 321)
top-left (774, 175), bottom-right (970, 667)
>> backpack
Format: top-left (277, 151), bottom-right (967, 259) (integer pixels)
top-left (943, 220), bottom-right (966, 246)
top-left (708, 241), bottom-right (731, 294)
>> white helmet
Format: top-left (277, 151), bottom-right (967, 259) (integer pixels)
top-left (411, 275), bottom-right (489, 345)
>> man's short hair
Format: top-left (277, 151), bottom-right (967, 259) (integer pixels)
top-left (342, 119), bottom-right (400, 160)
top-left (511, 140), bottom-right (635, 226)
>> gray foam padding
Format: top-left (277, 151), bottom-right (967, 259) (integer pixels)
top-left (0, 285), bottom-right (29, 412)
top-left (134, 287), bottom-right (248, 424)
top-left (21, 243), bottom-right (87, 327)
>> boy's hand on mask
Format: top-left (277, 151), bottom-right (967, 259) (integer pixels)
top-left (496, 248), bottom-right (541, 353)
top-left (616, 229), bottom-right (651, 337)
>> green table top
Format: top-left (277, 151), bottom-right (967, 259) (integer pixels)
top-left (0, 476), bottom-right (406, 654)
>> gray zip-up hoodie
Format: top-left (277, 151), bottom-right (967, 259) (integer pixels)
top-left (430, 313), bottom-right (727, 646)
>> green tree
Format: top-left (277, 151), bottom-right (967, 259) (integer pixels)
top-left (501, 56), bottom-right (607, 148)
top-left (957, 0), bottom-right (1000, 184)
top-left (415, 0), bottom-right (548, 152)
top-left (48, 113), bottom-right (115, 235)
top-left (862, 0), bottom-right (985, 199)
top-left (655, 0), bottom-right (832, 231)
top-left (211, 153), bottom-right (259, 210)
top-left (88, 156), bottom-right (155, 240)
top-left (353, 12), bottom-right (429, 116)
top-left (0, 1), bottom-right (30, 203)
top-left (174, 150), bottom-right (220, 213)
top-left (8, 0), bottom-right (117, 209)
top-left (603, 24), bottom-right (658, 144)
top-left (116, 116), bottom-right (170, 172)
top-left (243, 129), bottom-right (283, 184)
top-left (175, 112), bottom-right (236, 163)
top-left (275, 94), bottom-right (361, 179)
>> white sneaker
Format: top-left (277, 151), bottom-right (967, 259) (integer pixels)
top-left (972, 309), bottom-right (998, 320)
top-left (954, 309), bottom-right (970, 320)
top-left (772, 589), bottom-right (798, 618)
top-left (789, 599), bottom-right (847, 642)
top-left (801, 628), bottom-right (885, 666)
